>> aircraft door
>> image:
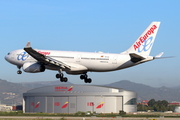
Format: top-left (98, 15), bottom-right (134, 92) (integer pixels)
top-left (112, 55), bottom-right (118, 64)
top-left (76, 54), bottom-right (81, 62)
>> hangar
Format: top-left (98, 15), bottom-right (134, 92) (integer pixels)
top-left (23, 85), bottom-right (137, 113)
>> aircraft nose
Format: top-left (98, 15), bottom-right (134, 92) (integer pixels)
top-left (5, 52), bottom-right (11, 62)
top-left (5, 54), bottom-right (9, 61)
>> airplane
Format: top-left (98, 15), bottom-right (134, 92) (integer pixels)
top-left (5, 21), bottom-right (163, 83)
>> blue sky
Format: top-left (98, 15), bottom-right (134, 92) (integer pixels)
top-left (0, 0), bottom-right (180, 87)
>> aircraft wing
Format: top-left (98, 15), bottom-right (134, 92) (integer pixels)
top-left (24, 42), bottom-right (71, 69)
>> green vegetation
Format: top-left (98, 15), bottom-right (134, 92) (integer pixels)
top-left (119, 110), bottom-right (126, 115)
top-left (0, 110), bottom-right (180, 118)
top-left (137, 99), bottom-right (178, 112)
top-left (1, 109), bottom-right (180, 120)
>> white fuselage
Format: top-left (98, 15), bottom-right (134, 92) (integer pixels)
top-left (5, 49), bottom-right (142, 74)
top-left (4, 22), bottom-right (161, 83)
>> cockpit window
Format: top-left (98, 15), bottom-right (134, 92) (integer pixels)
top-left (7, 53), bottom-right (10, 55)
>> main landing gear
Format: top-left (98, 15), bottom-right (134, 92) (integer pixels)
top-left (56, 69), bottom-right (68, 82)
top-left (17, 66), bottom-right (22, 74)
top-left (80, 73), bottom-right (92, 83)
top-left (56, 70), bottom-right (92, 83)
top-left (56, 73), bottom-right (68, 82)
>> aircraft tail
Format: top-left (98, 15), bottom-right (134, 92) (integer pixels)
top-left (126, 21), bottom-right (161, 56)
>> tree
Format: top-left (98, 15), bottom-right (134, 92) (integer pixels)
top-left (161, 100), bottom-right (168, 107)
top-left (153, 104), bottom-right (160, 112)
top-left (148, 99), bottom-right (156, 107)
top-left (146, 99), bottom-right (169, 112)
top-left (137, 104), bottom-right (148, 111)
top-left (168, 105), bottom-right (177, 111)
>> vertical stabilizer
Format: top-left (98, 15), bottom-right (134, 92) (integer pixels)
top-left (126, 22), bottom-right (161, 56)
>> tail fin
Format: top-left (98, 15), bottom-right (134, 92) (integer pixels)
top-left (126, 21), bottom-right (161, 56)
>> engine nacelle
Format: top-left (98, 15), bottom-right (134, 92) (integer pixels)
top-left (22, 62), bottom-right (45, 73)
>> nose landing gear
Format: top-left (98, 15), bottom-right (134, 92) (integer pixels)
top-left (17, 66), bottom-right (22, 74)
top-left (17, 70), bottom-right (22, 74)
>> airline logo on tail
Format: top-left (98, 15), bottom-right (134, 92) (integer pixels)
top-left (134, 24), bottom-right (158, 53)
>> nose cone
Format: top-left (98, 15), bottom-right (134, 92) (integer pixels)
top-left (5, 54), bottom-right (10, 62)
top-left (4, 52), bottom-right (15, 65)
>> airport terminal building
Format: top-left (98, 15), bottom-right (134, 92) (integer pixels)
top-left (23, 85), bottom-right (137, 113)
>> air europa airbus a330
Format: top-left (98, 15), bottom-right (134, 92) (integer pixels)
top-left (5, 21), bottom-right (163, 83)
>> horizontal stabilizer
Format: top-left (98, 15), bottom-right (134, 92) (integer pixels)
top-left (155, 52), bottom-right (164, 58)
top-left (153, 52), bottom-right (175, 59)
top-left (129, 53), bottom-right (145, 63)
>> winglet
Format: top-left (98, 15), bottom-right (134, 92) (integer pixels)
top-left (25, 42), bottom-right (31, 48)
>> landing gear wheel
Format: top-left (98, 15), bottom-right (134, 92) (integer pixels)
top-left (56, 73), bottom-right (64, 79)
top-left (57, 69), bottom-right (68, 82)
top-left (60, 77), bottom-right (68, 82)
top-left (84, 78), bottom-right (87, 83)
top-left (17, 70), bottom-right (22, 74)
top-left (17, 66), bottom-right (22, 74)
top-left (87, 78), bottom-right (92, 83)
top-left (84, 78), bottom-right (92, 83)
top-left (56, 74), bottom-right (60, 78)
top-left (80, 73), bottom-right (92, 83)
top-left (60, 73), bottom-right (63, 78)
top-left (63, 77), bottom-right (68, 82)
top-left (80, 75), bottom-right (86, 80)
top-left (60, 78), bottom-right (64, 82)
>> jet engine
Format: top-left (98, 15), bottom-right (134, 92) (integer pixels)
top-left (22, 62), bottom-right (45, 73)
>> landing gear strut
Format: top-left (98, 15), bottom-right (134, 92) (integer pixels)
top-left (80, 73), bottom-right (92, 83)
top-left (17, 66), bottom-right (22, 74)
top-left (56, 69), bottom-right (68, 82)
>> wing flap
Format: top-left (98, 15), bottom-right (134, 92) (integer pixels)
top-left (45, 56), bottom-right (71, 69)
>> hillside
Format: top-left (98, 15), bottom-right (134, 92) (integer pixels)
top-left (19, 80), bottom-right (72, 89)
top-left (0, 79), bottom-right (30, 105)
top-left (0, 79), bottom-right (180, 105)
top-left (108, 80), bottom-right (180, 102)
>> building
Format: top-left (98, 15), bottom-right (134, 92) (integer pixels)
top-left (138, 100), bottom-right (149, 106)
top-left (174, 106), bottom-right (180, 113)
top-left (0, 104), bottom-right (12, 111)
top-left (23, 85), bottom-right (137, 113)
top-left (169, 103), bottom-right (180, 106)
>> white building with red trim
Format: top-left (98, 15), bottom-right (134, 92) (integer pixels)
top-left (23, 85), bottom-right (137, 113)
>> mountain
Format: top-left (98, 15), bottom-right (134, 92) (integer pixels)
top-left (172, 85), bottom-right (180, 89)
top-left (19, 80), bottom-right (72, 89)
top-left (108, 80), bottom-right (180, 102)
top-left (0, 79), bottom-right (72, 105)
top-left (0, 79), bottom-right (180, 105)
top-left (0, 79), bottom-right (30, 105)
